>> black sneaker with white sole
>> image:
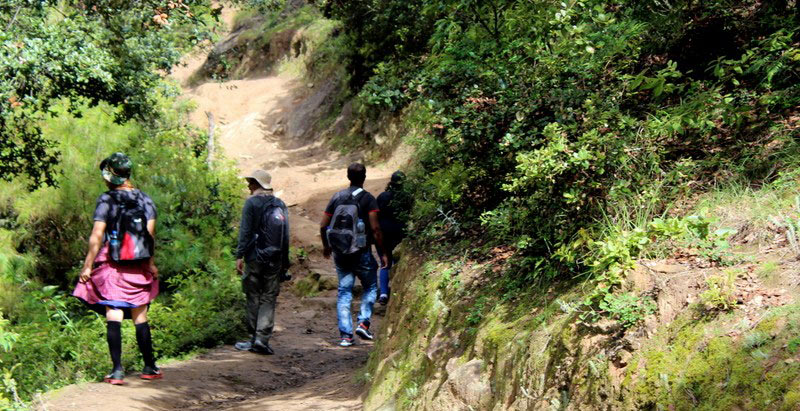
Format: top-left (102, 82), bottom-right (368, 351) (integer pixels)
top-left (355, 323), bottom-right (374, 340)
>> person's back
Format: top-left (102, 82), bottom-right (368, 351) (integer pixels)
top-left (320, 163), bottom-right (388, 346)
top-left (375, 170), bottom-right (407, 305)
top-left (235, 169), bottom-right (289, 355)
top-left (72, 152), bottom-right (162, 385)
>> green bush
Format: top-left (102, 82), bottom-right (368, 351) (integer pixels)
top-left (0, 99), bottom-right (246, 401)
top-left (327, 0), bottom-right (800, 283)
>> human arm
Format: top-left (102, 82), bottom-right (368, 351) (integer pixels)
top-left (320, 213), bottom-right (332, 259)
top-left (79, 221), bottom-right (107, 282)
top-left (369, 211), bottom-right (389, 268)
top-left (146, 219), bottom-right (158, 279)
top-left (236, 199), bottom-right (255, 273)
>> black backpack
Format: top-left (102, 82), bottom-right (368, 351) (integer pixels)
top-left (254, 196), bottom-right (288, 268)
top-left (327, 188), bottom-right (368, 256)
top-left (107, 190), bottom-right (154, 262)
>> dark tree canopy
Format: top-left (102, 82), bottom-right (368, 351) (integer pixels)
top-left (0, 0), bottom-right (223, 186)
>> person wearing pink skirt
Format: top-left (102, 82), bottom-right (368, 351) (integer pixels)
top-left (72, 153), bottom-right (161, 385)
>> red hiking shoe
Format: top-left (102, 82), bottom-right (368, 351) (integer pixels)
top-left (140, 365), bottom-right (163, 380)
top-left (104, 369), bottom-right (125, 385)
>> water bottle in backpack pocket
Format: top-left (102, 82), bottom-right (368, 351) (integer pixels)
top-left (356, 219), bottom-right (367, 248)
top-left (107, 191), bottom-right (154, 263)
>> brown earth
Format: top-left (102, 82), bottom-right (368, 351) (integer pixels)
top-left (40, 5), bottom-right (404, 410)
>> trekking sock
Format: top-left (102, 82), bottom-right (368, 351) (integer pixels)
top-left (107, 321), bottom-right (123, 371)
top-left (135, 322), bottom-right (156, 368)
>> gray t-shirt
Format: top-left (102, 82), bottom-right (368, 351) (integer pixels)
top-left (93, 189), bottom-right (157, 223)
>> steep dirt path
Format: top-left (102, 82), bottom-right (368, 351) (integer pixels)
top-left (41, 8), bottom-right (399, 411)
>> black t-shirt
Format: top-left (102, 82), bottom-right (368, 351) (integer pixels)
top-left (324, 186), bottom-right (379, 245)
top-left (93, 189), bottom-right (157, 224)
top-left (377, 190), bottom-right (405, 239)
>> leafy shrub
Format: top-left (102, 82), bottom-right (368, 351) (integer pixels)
top-left (327, 0), bottom-right (800, 293)
top-left (699, 270), bottom-right (739, 312)
top-left (598, 293), bottom-right (657, 330)
top-left (0, 99), bottom-right (245, 401)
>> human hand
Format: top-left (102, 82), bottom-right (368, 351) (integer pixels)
top-left (79, 266), bottom-right (92, 283)
top-left (380, 254), bottom-right (389, 269)
top-left (148, 262), bottom-right (159, 279)
top-left (236, 258), bottom-right (244, 274)
top-left (323, 247), bottom-right (332, 259)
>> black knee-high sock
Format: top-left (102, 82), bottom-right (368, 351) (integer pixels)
top-left (135, 322), bottom-right (156, 368)
top-left (106, 321), bottom-right (122, 371)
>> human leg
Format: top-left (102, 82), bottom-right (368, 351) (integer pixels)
top-left (131, 306), bottom-right (158, 373)
top-left (104, 307), bottom-right (124, 384)
top-left (378, 246), bottom-right (393, 304)
top-left (253, 268), bottom-right (280, 353)
top-left (336, 263), bottom-right (356, 339)
top-left (240, 268), bottom-right (262, 345)
top-left (356, 251), bottom-right (378, 331)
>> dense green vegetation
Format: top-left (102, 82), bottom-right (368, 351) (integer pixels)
top-left (0, 2), bottom-right (260, 405)
top-left (0, 0), bottom-right (228, 186)
top-left (1, 0), bottom-right (799, 408)
top-left (326, 0), bottom-right (799, 311)
top-left (0, 98), bottom-right (246, 405)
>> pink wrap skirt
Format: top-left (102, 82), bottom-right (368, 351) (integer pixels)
top-left (73, 245), bottom-right (159, 315)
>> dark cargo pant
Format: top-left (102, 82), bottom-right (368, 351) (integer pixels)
top-left (242, 261), bottom-right (281, 345)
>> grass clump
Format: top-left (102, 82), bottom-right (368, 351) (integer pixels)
top-left (635, 306), bottom-right (800, 410)
top-left (699, 270), bottom-right (739, 313)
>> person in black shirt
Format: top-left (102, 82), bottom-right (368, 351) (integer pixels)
top-left (320, 163), bottom-right (388, 346)
top-left (234, 169), bottom-right (290, 355)
top-left (376, 171), bottom-right (408, 305)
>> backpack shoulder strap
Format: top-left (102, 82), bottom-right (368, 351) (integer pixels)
top-left (350, 188), bottom-right (366, 215)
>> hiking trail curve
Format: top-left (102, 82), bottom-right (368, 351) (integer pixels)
top-left (40, 8), bottom-right (403, 411)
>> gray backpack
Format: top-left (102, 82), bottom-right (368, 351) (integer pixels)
top-left (327, 188), bottom-right (368, 256)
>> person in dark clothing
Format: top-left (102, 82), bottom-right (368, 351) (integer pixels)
top-left (376, 171), bottom-right (408, 305)
top-left (73, 152), bottom-right (161, 385)
top-left (234, 169), bottom-right (290, 355)
top-left (319, 163), bottom-right (389, 347)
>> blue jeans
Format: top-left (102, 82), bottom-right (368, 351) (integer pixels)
top-left (334, 250), bottom-right (378, 338)
top-left (377, 248), bottom-right (393, 296)
top-left (377, 236), bottom-right (401, 297)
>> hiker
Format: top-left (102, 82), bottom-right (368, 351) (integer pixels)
top-left (376, 171), bottom-right (409, 305)
top-left (320, 163), bottom-right (389, 347)
top-left (234, 169), bottom-right (290, 355)
top-left (73, 152), bottom-right (161, 385)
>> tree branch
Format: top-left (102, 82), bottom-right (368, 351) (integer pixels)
top-left (5, 5), bottom-right (22, 32)
top-left (468, 1), bottom-right (495, 42)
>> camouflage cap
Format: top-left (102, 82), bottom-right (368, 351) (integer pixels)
top-left (99, 152), bottom-right (132, 185)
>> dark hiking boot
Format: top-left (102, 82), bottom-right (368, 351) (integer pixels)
top-left (234, 340), bottom-right (253, 351)
top-left (104, 369), bottom-right (125, 385)
top-left (140, 365), bottom-right (163, 380)
top-left (250, 341), bottom-right (274, 355)
top-left (355, 323), bottom-right (374, 340)
top-left (378, 294), bottom-right (389, 306)
top-left (339, 337), bottom-right (355, 347)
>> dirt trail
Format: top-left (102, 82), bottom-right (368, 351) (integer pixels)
top-left (41, 8), bottom-right (399, 411)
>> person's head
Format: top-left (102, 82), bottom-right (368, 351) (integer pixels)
top-left (387, 170), bottom-right (406, 191)
top-left (347, 163), bottom-right (366, 187)
top-left (99, 152), bottom-right (132, 189)
top-left (243, 169), bottom-right (273, 194)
